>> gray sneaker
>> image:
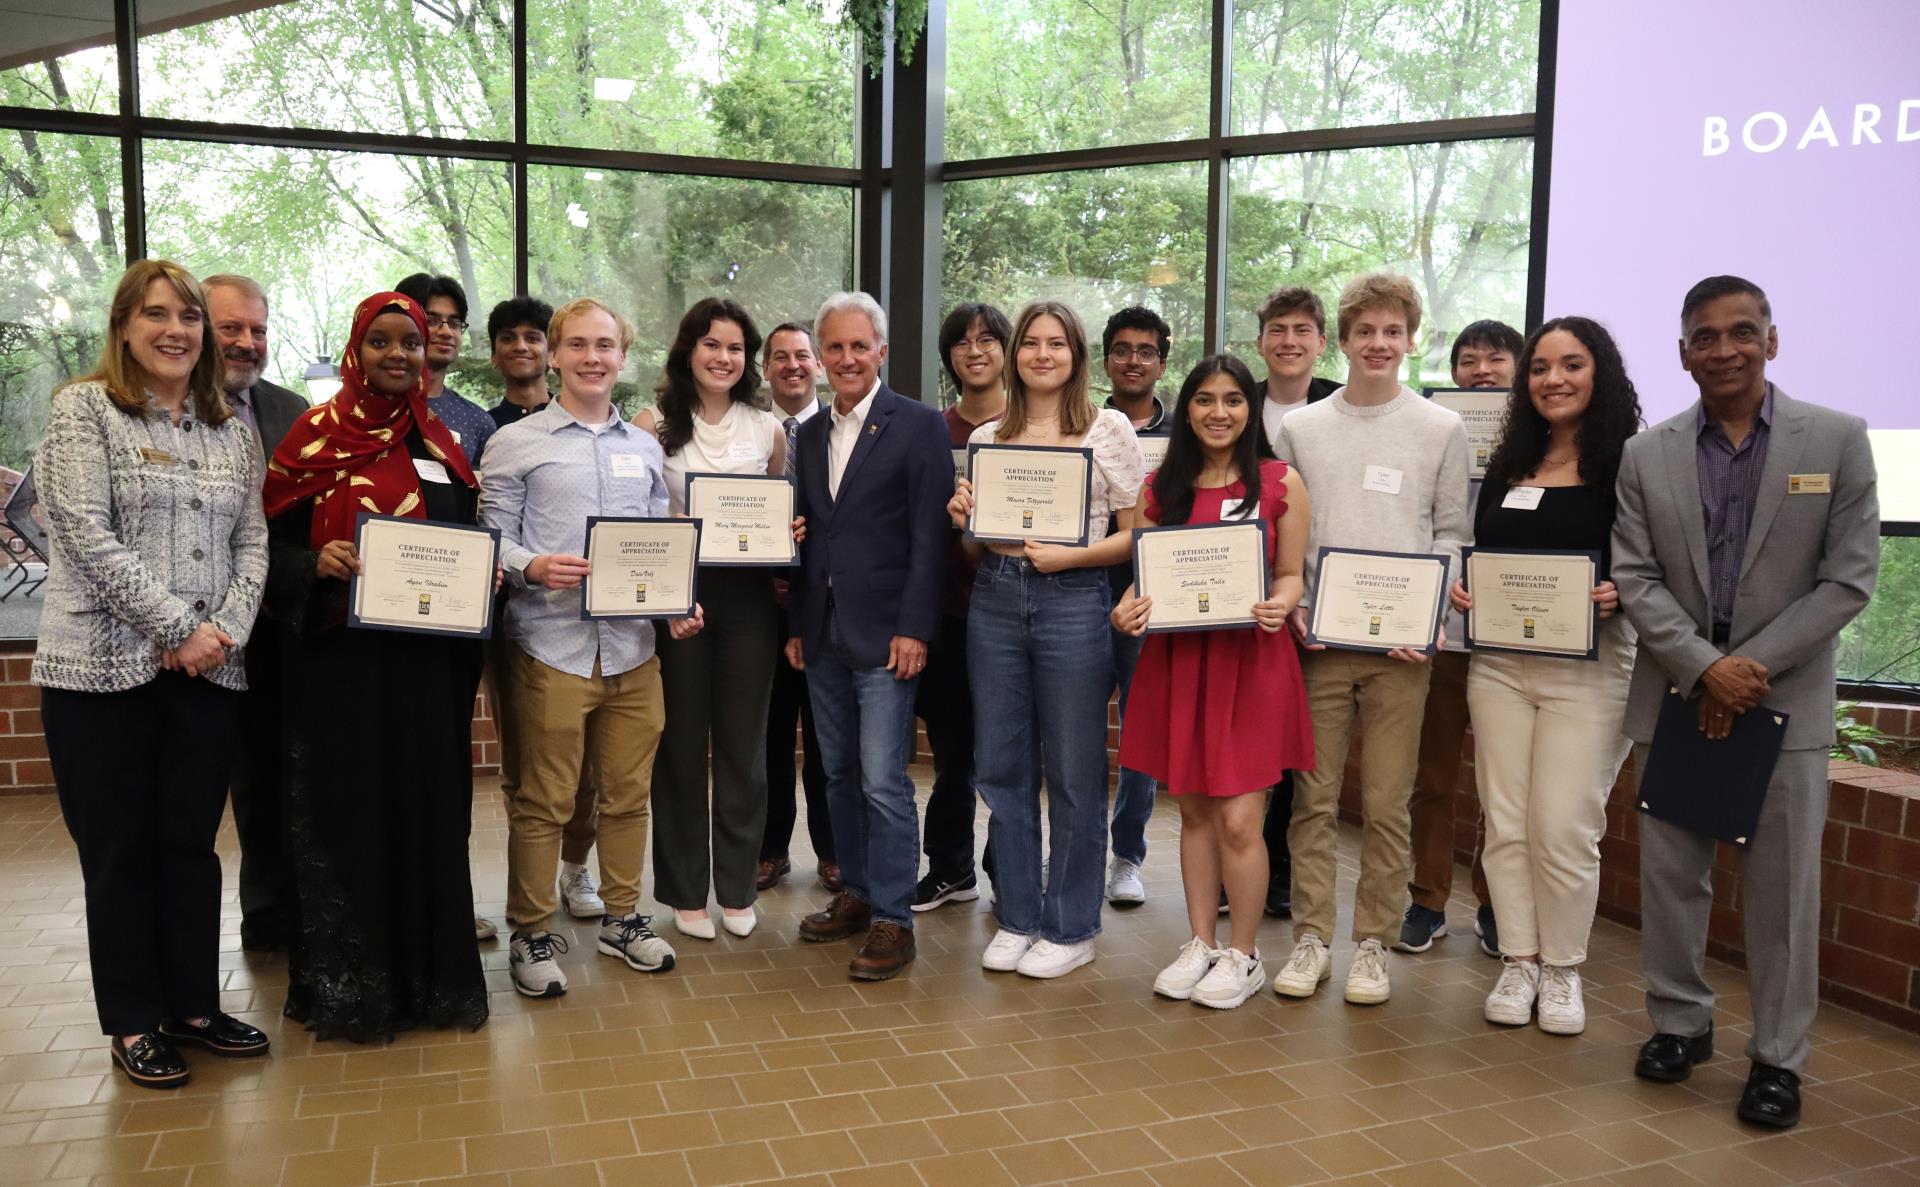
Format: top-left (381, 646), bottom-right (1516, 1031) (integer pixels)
top-left (1393, 903), bottom-right (1448, 953)
top-left (598, 913), bottom-right (676, 974)
top-left (509, 930), bottom-right (569, 998)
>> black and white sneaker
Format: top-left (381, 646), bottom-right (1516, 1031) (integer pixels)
top-left (509, 930), bottom-right (569, 998)
top-left (598, 913), bottom-right (676, 973)
top-left (910, 872), bottom-right (980, 913)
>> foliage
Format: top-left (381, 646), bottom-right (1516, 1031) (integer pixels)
top-left (1832, 702), bottom-right (1887, 767)
top-left (1838, 537), bottom-right (1920, 687)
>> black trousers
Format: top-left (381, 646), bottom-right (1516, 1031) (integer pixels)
top-left (231, 639), bottom-right (290, 939)
top-left (44, 672), bottom-right (241, 1035)
top-left (914, 613), bottom-right (977, 882)
top-left (763, 607), bottom-right (833, 863)
top-left (1264, 770), bottom-right (1295, 886)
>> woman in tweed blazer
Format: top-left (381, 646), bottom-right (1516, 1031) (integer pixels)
top-left (31, 259), bottom-right (271, 1089)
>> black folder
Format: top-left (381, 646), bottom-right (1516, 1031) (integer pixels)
top-left (1634, 687), bottom-right (1788, 848)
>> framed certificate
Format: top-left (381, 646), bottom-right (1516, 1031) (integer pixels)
top-left (1136, 432), bottom-right (1171, 474)
top-left (1463, 546), bottom-right (1600, 660)
top-left (965, 443), bottom-right (1093, 547)
top-left (1133, 520), bottom-right (1269, 634)
top-left (686, 472), bottom-right (797, 566)
top-left (349, 514), bottom-right (500, 639)
top-left (582, 517), bottom-right (700, 620)
top-left (1426, 387), bottom-right (1511, 480)
top-left (1305, 547), bottom-right (1448, 655)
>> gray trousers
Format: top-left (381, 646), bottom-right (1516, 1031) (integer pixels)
top-left (1636, 744), bottom-right (1828, 1074)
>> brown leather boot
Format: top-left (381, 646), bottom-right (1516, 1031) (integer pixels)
top-left (755, 857), bottom-right (790, 892)
top-left (849, 920), bottom-right (916, 981)
top-left (798, 889), bottom-right (871, 942)
top-left (818, 860), bottom-right (843, 892)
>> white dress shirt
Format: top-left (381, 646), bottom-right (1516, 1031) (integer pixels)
top-left (828, 380), bottom-right (879, 499)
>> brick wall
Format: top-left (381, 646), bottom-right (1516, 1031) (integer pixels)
top-left (0, 644), bottom-right (51, 793)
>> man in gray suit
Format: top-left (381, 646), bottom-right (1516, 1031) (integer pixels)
top-left (205, 274), bottom-right (309, 951)
top-left (1613, 275), bottom-right (1879, 1129)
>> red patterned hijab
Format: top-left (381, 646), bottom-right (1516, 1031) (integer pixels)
top-left (262, 292), bottom-right (476, 547)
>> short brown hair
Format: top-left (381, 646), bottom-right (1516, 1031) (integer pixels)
top-left (549, 297), bottom-right (635, 353)
top-left (1336, 272), bottom-right (1422, 342)
top-left (66, 259), bottom-right (231, 427)
top-left (1256, 286), bottom-right (1326, 336)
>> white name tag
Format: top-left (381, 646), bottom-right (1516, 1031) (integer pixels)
top-left (412, 458), bottom-right (451, 484)
top-left (609, 453), bottom-right (651, 479)
top-left (1787, 473), bottom-right (1831, 494)
top-left (1501, 485), bottom-right (1546, 510)
top-left (1219, 497), bottom-right (1248, 519)
top-left (727, 439), bottom-right (761, 463)
top-left (1362, 465), bottom-right (1403, 496)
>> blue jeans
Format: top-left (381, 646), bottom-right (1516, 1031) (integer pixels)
top-left (969, 554), bottom-right (1112, 944)
top-left (806, 611), bottom-right (922, 927)
top-left (1108, 623), bottom-right (1154, 866)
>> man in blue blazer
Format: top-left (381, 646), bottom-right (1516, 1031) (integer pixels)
top-left (783, 291), bottom-right (952, 981)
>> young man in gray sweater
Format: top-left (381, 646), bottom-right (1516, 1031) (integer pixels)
top-left (1273, 273), bottom-right (1472, 1005)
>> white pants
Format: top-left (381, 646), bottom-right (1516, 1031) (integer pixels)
top-left (1466, 617), bottom-right (1634, 965)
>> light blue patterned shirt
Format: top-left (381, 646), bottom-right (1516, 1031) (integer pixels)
top-left (480, 400), bottom-right (670, 678)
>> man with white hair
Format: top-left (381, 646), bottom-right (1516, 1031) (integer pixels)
top-left (784, 291), bottom-right (952, 981)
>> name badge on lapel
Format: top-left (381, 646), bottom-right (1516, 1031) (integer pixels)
top-left (139, 447), bottom-right (179, 466)
top-left (1787, 474), bottom-right (1831, 495)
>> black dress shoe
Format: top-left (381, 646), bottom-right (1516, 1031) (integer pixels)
top-left (110, 1034), bottom-right (189, 1089)
top-left (1737, 1062), bottom-right (1802, 1129)
top-left (1264, 873), bottom-right (1292, 918)
top-left (239, 916), bottom-right (286, 952)
top-left (1633, 1027), bottom-right (1714, 1083)
top-left (158, 1013), bottom-right (271, 1058)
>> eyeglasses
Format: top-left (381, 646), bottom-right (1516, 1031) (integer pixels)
top-left (424, 315), bottom-right (468, 333)
top-left (952, 335), bottom-right (1000, 353)
top-left (1107, 344), bottom-right (1162, 363)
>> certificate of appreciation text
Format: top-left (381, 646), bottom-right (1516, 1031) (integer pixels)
top-left (349, 514), bottom-right (500, 638)
top-left (687, 473), bottom-right (796, 566)
top-left (1426, 388), bottom-right (1510, 480)
top-left (1133, 520), bottom-right (1268, 633)
top-left (965, 444), bottom-right (1093, 547)
top-left (1305, 547), bottom-right (1448, 654)
top-left (1463, 547), bottom-right (1599, 659)
top-left (583, 517), bottom-right (699, 620)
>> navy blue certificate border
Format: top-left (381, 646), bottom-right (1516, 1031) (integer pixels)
top-left (1304, 545), bottom-right (1450, 656)
top-left (1461, 546), bottom-right (1601, 661)
top-left (686, 471), bottom-right (797, 567)
top-left (347, 512), bottom-right (501, 641)
top-left (580, 516), bottom-right (702, 621)
top-left (963, 443), bottom-right (1094, 549)
top-left (1132, 519), bottom-right (1268, 635)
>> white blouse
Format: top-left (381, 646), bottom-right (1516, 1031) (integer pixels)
top-left (969, 406), bottom-right (1144, 545)
top-left (660, 401), bottom-right (781, 515)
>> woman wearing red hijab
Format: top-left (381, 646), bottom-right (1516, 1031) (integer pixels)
top-left (262, 292), bottom-right (488, 1041)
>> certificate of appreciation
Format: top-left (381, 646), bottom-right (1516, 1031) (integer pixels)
top-left (1133, 520), bottom-right (1268, 633)
top-left (965, 444), bottom-right (1093, 547)
top-left (582, 517), bottom-right (699, 620)
top-left (1463, 547), bottom-right (1600, 659)
top-left (1426, 387), bottom-right (1510, 480)
top-left (349, 514), bottom-right (500, 638)
top-left (1137, 433), bottom-right (1170, 474)
top-left (1305, 547), bottom-right (1448, 655)
top-left (951, 448), bottom-right (968, 489)
top-left (686, 473), bottom-right (797, 566)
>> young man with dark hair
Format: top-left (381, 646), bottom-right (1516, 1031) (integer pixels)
top-left (394, 272), bottom-right (495, 467)
top-left (1449, 319), bottom-right (1522, 389)
top-left (1102, 305), bottom-right (1170, 431)
top-left (486, 296), bottom-right (557, 429)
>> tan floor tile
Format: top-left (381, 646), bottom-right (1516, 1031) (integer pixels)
top-left (373, 1137), bottom-right (467, 1182)
top-left (832, 1165), bottom-right (926, 1187)
top-left (914, 1150), bottom-right (1018, 1187)
top-left (595, 1151), bottom-right (693, 1186)
top-left (684, 1138), bottom-right (780, 1186)
top-left (771, 1129), bottom-right (866, 1175)
top-left (928, 1110), bottom-right (1023, 1154)
top-left (281, 1148), bottom-right (375, 1187)
top-left (1446, 1145), bottom-right (1563, 1187)
top-left (465, 1129), bottom-right (553, 1173)
top-left (841, 1119), bottom-right (943, 1164)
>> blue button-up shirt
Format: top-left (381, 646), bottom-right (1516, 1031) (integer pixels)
top-left (1695, 384), bottom-right (1773, 630)
top-left (431, 387), bottom-right (498, 468)
top-left (480, 400), bottom-right (670, 678)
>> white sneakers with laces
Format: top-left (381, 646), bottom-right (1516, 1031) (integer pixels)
top-left (509, 931), bottom-right (569, 998)
top-left (1016, 938), bottom-right (1095, 979)
top-left (1106, 859), bottom-right (1146, 905)
top-left (1343, 938), bottom-right (1391, 1005)
top-left (1153, 936), bottom-right (1216, 999)
top-left (1536, 963), bottom-right (1586, 1035)
top-left (1484, 956), bottom-right (1540, 1026)
top-left (1192, 948), bottom-right (1264, 1010)
top-left (1272, 935), bottom-right (1332, 998)
top-left (558, 862), bottom-right (604, 919)
top-left (982, 929), bottom-right (1034, 972)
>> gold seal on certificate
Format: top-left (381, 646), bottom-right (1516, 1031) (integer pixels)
top-left (1463, 547), bottom-right (1600, 659)
top-left (1305, 547), bottom-right (1448, 654)
top-left (1426, 387), bottom-right (1510, 480)
top-left (686, 473), bottom-right (796, 566)
top-left (583, 517), bottom-right (699, 620)
top-left (965, 443), bottom-right (1092, 547)
top-left (1133, 520), bottom-right (1268, 633)
top-left (349, 514), bottom-right (500, 638)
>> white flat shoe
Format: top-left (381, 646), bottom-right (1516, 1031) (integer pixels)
top-left (721, 909), bottom-right (756, 938)
top-left (673, 910), bottom-right (717, 940)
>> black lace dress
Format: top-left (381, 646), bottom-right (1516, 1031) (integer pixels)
top-left (263, 431), bottom-right (488, 1042)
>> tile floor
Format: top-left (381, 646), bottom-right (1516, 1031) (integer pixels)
top-left (0, 776), bottom-right (1917, 1186)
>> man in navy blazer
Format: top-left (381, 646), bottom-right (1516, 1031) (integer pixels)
top-left (783, 291), bottom-right (952, 981)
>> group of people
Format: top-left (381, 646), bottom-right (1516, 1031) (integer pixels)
top-left (33, 258), bottom-right (1878, 1135)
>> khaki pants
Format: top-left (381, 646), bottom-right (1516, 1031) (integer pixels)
top-left (1290, 649), bottom-right (1432, 945)
top-left (505, 646), bottom-right (664, 928)
top-left (1407, 649), bottom-right (1490, 911)
top-left (487, 631), bottom-right (598, 865)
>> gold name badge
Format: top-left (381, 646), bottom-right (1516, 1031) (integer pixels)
top-left (1787, 473), bottom-right (1832, 495)
top-left (138, 446), bottom-right (179, 465)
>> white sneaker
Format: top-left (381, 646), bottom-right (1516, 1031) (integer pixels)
top-left (598, 913), bottom-right (675, 974)
top-left (1015, 938), bottom-right (1095, 979)
top-left (1106, 859), bottom-right (1146, 905)
top-left (559, 863), bottom-right (605, 919)
top-left (509, 930), bottom-right (569, 998)
top-left (1272, 935), bottom-right (1332, 998)
top-left (720, 908), bottom-right (756, 938)
top-left (1536, 964), bottom-right (1586, 1035)
top-left (673, 910), bottom-right (716, 940)
top-left (1344, 938), bottom-right (1391, 1005)
top-left (982, 928), bottom-right (1034, 972)
top-left (1484, 957), bottom-right (1540, 1026)
top-left (1153, 936), bottom-right (1217, 1000)
top-left (1193, 948), bottom-right (1265, 1010)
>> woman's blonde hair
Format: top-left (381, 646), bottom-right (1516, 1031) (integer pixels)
top-left (68, 259), bottom-right (230, 425)
top-left (997, 300), bottom-right (1095, 440)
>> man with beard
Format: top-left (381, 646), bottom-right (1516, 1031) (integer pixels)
top-left (203, 273), bottom-right (308, 951)
top-left (395, 273), bottom-right (495, 468)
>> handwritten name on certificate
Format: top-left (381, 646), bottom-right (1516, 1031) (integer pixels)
top-left (1426, 388), bottom-right (1510, 480)
top-left (1305, 547), bottom-right (1448, 654)
top-left (1133, 520), bottom-right (1268, 633)
top-left (687, 473), bottom-right (796, 566)
top-left (965, 444), bottom-right (1093, 547)
top-left (1463, 547), bottom-right (1599, 659)
top-left (350, 515), bottom-right (500, 638)
top-left (583, 517), bottom-right (699, 620)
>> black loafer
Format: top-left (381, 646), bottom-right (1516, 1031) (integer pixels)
top-left (110, 1034), bottom-right (189, 1089)
top-left (1265, 869), bottom-right (1292, 918)
top-left (158, 1013), bottom-right (271, 1058)
top-left (1737, 1062), bottom-right (1801, 1129)
top-left (1633, 1027), bottom-right (1714, 1082)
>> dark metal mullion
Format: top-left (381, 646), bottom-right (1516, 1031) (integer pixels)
top-left (854, 40), bottom-right (888, 297)
top-left (0, 105), bottom-right (120, 134)
top-left (511, 0), bottom-right (529, 297)
top-left (1200, 0), bottom-right (1233, 353)
top-left (116, 0), bottom-right (144, 262)
top-left (1523, 0), bottom-right (1560, 331)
